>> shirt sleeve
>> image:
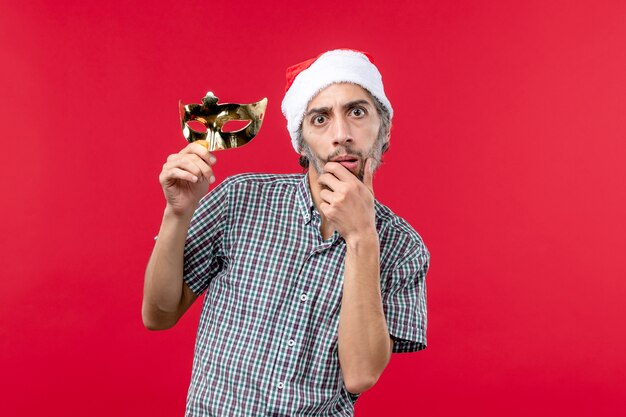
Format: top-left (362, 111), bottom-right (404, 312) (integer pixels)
top-left (382, 243), bottom-right (429, 353)
top-left (182, 179), bottom-right (230, 295)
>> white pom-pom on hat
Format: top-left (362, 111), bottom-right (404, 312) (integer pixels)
top-left (281, 49), bottom-right (393, 153)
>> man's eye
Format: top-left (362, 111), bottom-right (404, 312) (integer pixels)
top-left (313, 115), bottom-right (327, 125)
top-left (351, 108), bottom-right (365, 117)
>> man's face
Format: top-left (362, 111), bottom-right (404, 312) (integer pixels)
top-left (300, 83), bottom-right (384, 181)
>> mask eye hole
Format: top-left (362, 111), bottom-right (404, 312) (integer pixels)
top-left (222, 120), bottom-right (250, 133)
top-left (186, 120), bottom-right (207, 133)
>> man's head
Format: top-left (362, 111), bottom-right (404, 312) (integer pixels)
top-left (281, 50), bottom-right (393, 180)
top-left (297, 83), bottom-right (390, 180)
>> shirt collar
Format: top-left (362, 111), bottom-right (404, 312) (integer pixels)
top-left (296, 173), bottom-right (315, 224)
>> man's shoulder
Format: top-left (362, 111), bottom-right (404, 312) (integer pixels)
top-left (375, 201), bottom-right (429, 259)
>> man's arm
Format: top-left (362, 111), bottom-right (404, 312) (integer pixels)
top-left (317, 159), bottom-right (393, 394)
top-left (142, 143), bottom-right (216, 330)
top-left (142, 210), bottom-right (198, 330)
top-left (338, 233), bottom-right (393, 394)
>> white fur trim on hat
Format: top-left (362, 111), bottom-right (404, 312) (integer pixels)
top-left (281, 49), bottom-right (393, 153)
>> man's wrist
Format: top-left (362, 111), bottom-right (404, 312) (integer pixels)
top-left (158, 205), bottom-right (196, 238)
top-left (163, 204), bottom-right (197, 222)
top-left (344, 228), bottom-right (379, 253)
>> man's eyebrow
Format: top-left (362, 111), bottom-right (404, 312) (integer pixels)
top-left (343, 99), bottom-right (372, 109)
top-left (305, 100), bottom-right (373, 117)
top-left (305, 106), bottom-right (330, 117)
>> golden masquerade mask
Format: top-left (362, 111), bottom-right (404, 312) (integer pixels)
top-left (179, 92), bottom-right (268, 151)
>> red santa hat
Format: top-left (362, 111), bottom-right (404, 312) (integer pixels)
top-left (281, 49), bottom-right (394, 153)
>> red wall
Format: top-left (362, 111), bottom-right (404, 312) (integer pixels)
top-left (1, 1), bottom-right (625, 416)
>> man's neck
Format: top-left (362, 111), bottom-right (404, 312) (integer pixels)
top-left (307, 167), bottom-right (324, 212)
top-left (307, 168), bottom-right (334, 240)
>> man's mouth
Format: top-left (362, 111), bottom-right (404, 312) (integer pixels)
top-left (330, 155), bottom-right (360, 171)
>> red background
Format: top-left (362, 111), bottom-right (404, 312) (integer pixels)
top-left (1, 1), bottom-right (625, 416)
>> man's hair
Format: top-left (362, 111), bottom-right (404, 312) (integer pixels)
top-left (296, 91), bottom-right (392, 169)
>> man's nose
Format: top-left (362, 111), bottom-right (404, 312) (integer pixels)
top-left (331, 116), bottom-right (353, 146)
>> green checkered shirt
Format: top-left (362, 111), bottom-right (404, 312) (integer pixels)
top-left (183, 173), bottom-right (429, 416)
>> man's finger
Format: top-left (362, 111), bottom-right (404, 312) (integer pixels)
top-left (181, 142), bottom-right (217, 166)
top-left (363, 158), bottom-right (374, 194)
top-left (318, 172), bottom-right (344, 192)
top-left (319, 188), bottom-right (335, 204)
top-left (323, 162), bottom-right (355, 182)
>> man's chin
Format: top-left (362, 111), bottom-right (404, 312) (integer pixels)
top-left (355, 168), bottom-right (365, 182)
top-left (354, 160), bottom-right (367, 182)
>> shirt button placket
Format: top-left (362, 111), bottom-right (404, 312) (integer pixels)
top-left (274, 294), bottom-right (306, 395)
top-left (275, 295), bottom-right (308, 396)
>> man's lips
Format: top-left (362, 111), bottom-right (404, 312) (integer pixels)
top-left (330, 155), bottom-right (360, 171)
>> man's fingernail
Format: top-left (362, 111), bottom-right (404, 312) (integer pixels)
top-left (209, 175), bottom-right (215, 183)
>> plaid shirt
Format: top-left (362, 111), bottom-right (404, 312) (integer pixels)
top-left (183, 173), bottom-right (429, 417)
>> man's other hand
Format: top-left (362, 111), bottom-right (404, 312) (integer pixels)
top-left (159, 142), bottom-right (217, 217)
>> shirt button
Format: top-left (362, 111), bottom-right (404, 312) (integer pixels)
top-left (287, 339), bottom-right (295, 347)
top-left (300, 294), bottom-right (308, 301)
top-left (277, 382), bottom-right (284, 389)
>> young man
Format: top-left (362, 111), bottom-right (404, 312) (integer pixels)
top-left (143, 49), bottom-right (429, 416)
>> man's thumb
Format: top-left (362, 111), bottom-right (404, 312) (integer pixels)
top-left (363, 158), bottom-right (374, 194)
